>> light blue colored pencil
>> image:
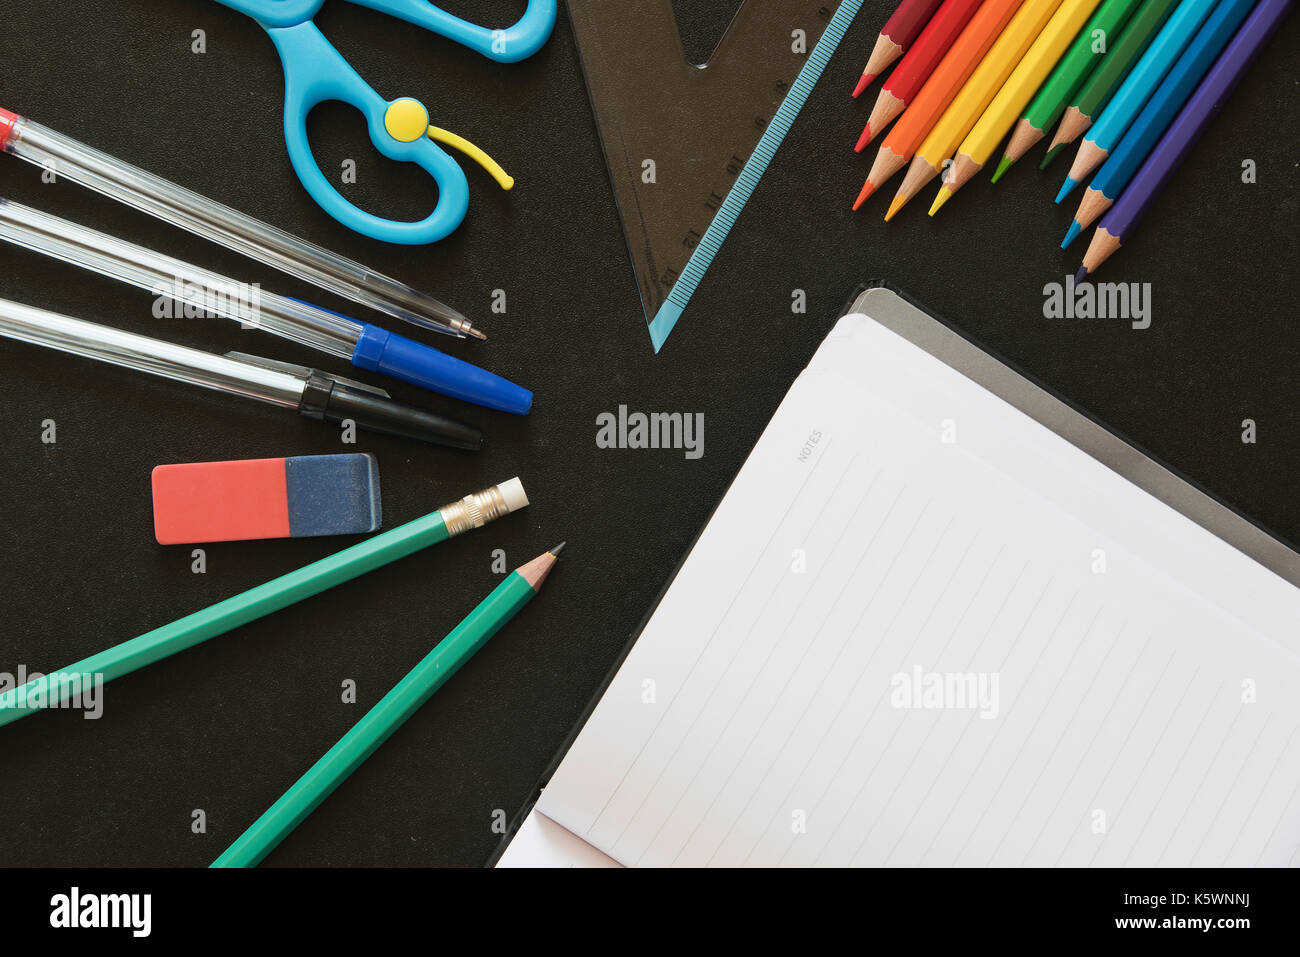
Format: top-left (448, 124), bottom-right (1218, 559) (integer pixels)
top-left (1061, 0), bottom-right (1258, 246)
top-left (1056, 0), bottom-right (1218, 199)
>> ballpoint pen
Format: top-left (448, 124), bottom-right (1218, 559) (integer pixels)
top-left (0, 198), bottom-right (533, 415)
top-left (0, 298), bottom-right (483, 450)
top-left (0, 107), bottom-right (482, 339)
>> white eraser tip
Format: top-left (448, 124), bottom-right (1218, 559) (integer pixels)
top-left (499, 477), bottom-right (529, 513)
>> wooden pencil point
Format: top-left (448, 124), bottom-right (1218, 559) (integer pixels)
top-left (1048, 105), bottom-right (1092, 153)
top-left (863, 34), bottom-right (904, 85)
top-left (868, 145), bottom-right (908, 191)
top-left (1003, 118), bottom-right (1044, 165)
top-left (519, 547), bottom-right (561, 591)
top-left (867, 90), bottom-right (906, 143)
top-left (1081, 226), bottom-right (1123, 279)
top-left (855, 121), bottom-right (875, 153)
top-left (1074, 186), bottom-right (1114, 233)
top-left (1066, 138), bottom-right (1109, 188)
top-left (943, 152), bottom-right (982, 196)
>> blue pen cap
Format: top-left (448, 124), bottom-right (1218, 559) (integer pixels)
top-left (352, 324), bottom-right (532, 415)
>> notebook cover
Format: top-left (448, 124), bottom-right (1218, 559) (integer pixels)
top-left (487, 284), bottom-right (1300, 865)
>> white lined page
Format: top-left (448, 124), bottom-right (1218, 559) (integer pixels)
top-left (534, 311), bottom-right (1300, 867)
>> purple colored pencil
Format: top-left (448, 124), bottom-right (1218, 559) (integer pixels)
top-left (1078, 0), bottom-right (1294, 279)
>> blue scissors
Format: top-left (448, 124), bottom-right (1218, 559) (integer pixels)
top-left (214, 0), bottom-right (556, 244)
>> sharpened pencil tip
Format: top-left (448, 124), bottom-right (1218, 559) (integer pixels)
top-left (1074, 265), bottom-right (1090, 285)
top-left (991, 156), bottom-right (1012, 184)
top-left (927, 187), bottom-right (952, 218)
top-left (852, 73), bottom-right (875, 98)
top-left (853, 180), bottom-right (876, 210)
top-left (855, 124), bottom-right (873, 152)
top-left (1061, 221), bottom-right (1082, 249)
top-left (883, 193), bottom-right (907, 222)
top-left (548, 542), bottom-right (566, 558)
top-left (1055, 177), bottom-right (1078, 205)
top-left (1039, 144), bottom-right (1065, 170)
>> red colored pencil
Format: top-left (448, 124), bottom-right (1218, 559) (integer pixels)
top-left (853, 0), bottom-right (946, 97)
top-left (856, 0), bottom-right (986, 149)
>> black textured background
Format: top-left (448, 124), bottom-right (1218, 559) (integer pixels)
top-left (0, 0), bottom-right (1295, 867)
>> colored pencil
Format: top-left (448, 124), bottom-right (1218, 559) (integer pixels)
top-left (1041, 0), bottom-right (1179, 167)
top-left (854, 0), bottom-right (946, 96)
top-left (1057, 0), bottom-right (1218, 200)
top-left (992, 0), bottom-right (1143, 179)
top-left (211, 545), bottom-right (564, 868)
top-left (929, 0), bottom-right (1103, 215)
top-left (856, 0), bottom-right (1026, 207)
top-left (886, 0), bottom-right (1064, 219)
top-left (857, 0), bottom-right (986, 150)
top-left (1078, 0), bottom-right (1293, 280)
top-left (1062, 0), bottom-right (1257, 247)
top-left (0, 479), bottom-right (530, 727)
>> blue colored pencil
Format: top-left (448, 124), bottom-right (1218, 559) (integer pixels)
top-left (1055, 0), bottom-right (1219, 200)
top-left (1061, 0), bottom-right (1258, 247)
top-left (1076, 0), bottom-right (1294, 278)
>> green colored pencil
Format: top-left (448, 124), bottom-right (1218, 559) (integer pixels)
top-left (0, 478), bottom-right (529, 728)
top-left (211, 544), bottom-right (564, 868)
top-left (1039, 0), bottom-right (1180, 168)
top-left (993, 0), bottom-right (1145, 180)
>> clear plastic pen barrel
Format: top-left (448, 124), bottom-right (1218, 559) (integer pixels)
top-left (0, 298), bottom-right (306, 407)
top-left (2, 116), bottom-right (472, 336)
top-left (0, 198), bottom-right (363, 359)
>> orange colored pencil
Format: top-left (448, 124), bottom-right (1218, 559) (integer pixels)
top-left (855, 0), bottom-right (1027, 209)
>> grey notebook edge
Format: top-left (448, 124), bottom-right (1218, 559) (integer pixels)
top-left (854, 286), bottom-right (1300, 590)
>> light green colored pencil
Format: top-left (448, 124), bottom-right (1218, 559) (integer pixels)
top-left (993, 0), bottom-right (1145, 179)
top-left (212, 544), bottom-right (564, 868)
top-left (0, 478), bottom-right (528, 728)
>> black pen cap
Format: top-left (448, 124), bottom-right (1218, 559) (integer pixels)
top-left (299, 373), bottom-right (483, 451)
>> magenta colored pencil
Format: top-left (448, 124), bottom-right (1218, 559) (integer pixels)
top-left (1078, 0), bottom-right (1294, 279)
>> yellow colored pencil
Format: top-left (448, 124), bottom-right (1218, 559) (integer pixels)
top-left (929, 0), bottom-right (1104, 215)
top-left (886, 0), bottom-right (1065, 221)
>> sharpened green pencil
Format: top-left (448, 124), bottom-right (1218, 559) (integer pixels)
top-left (994, 0), bottom-right (1144, 180)
top-left (1039, 0), bottom-right (1179, 167)
top-left (211, 544), bottom-right (565, 868)
top-left (0, 479), bottom-right (529, 728)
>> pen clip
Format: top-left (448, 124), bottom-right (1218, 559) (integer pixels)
top-left (224, 351), bottom-right (393, 398)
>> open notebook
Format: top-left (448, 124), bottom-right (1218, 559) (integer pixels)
top-left (498, 287), bottom-right (1300, 868)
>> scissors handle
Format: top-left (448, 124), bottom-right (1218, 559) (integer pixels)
top-left (351, 0), bottom-right (557, 62)
top-left (267, 21), bottom-right (469, 245)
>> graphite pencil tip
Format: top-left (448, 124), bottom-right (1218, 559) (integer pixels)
top-left (1061, 220), bottom-right (1082, 249)
top-left (853, 180), bottom-right (876, 210)
top-left (990, 156), bottom-right (1013, 184)
top-left (1054, 177), bottom-right (1079, 204)
top-left (852, 73), bottom-right (875, 98)
top-left (548, 541), bottom-right (566, 558)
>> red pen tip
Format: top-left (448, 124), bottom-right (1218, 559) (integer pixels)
top-left (852, 73), bottom-right (875, 98)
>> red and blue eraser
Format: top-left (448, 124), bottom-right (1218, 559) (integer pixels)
top-left (151, 454), bottom-right (382, 545)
